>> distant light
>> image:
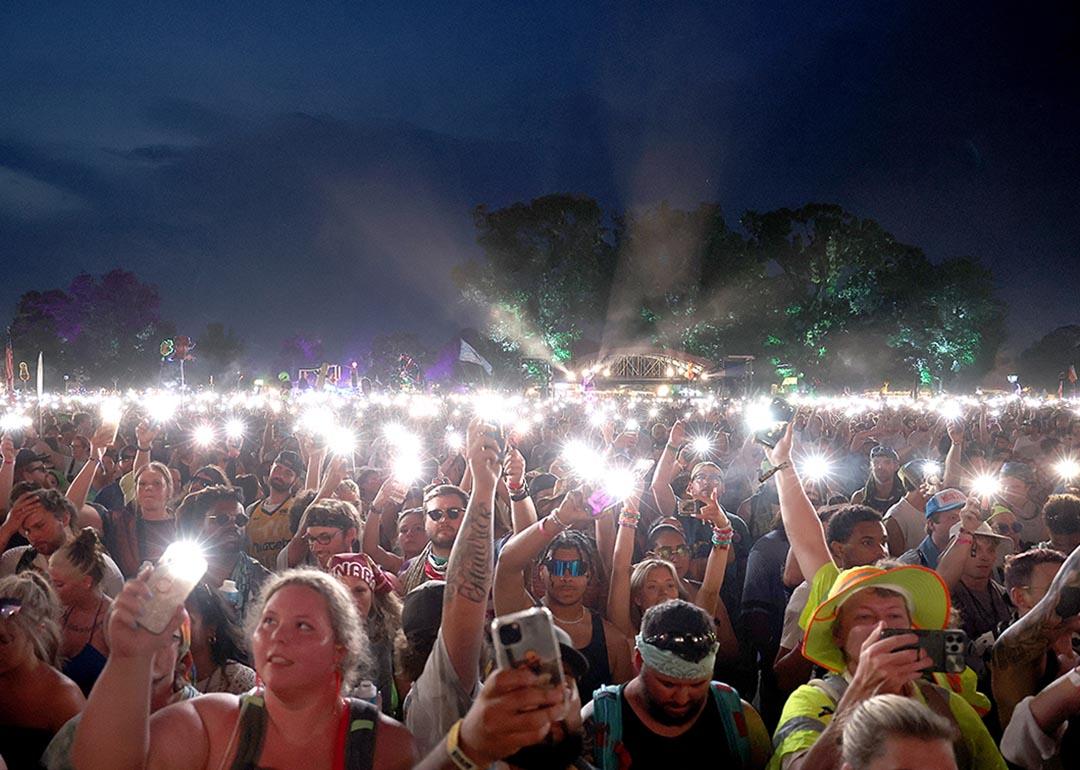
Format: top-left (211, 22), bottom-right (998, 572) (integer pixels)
top-left (971, 474), bottom-right (1001, 498)
top-left (1055, 459), bottom-right (1080, 481)
top-left (801, 454), bottom-right (832, 482)
top-left (193, 424), bottom-right (216, 447)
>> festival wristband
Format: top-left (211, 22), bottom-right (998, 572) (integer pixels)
top-left (137, 444), bottom-right (152, 452)
top-left (955, 534), bottom-right (973, 545)
top-left (618, 512), bottom-right (641, 529)
top-left (711, 526), bottom-right (733, 548)
top-left (445, 719), bottom-right (482, 770)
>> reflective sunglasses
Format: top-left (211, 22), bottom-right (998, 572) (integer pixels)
top-left (545, 559), bottom-right (586, 577)
top-left (653, 545), bottom-right (691, 561)
top-left (206, 512), bottom-right (249, 528)
top-left (0, 597), bottom-right (22, 619)
top-left (426, 507), bottom-right (464, 522)
top-left (641, 630), bottom-right (717, 658)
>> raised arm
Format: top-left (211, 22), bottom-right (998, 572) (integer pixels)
top-left (360, 477), bottom-right (409, 573)
top-left (942, 421), bottom-right (964, 489)
top-left (693, 490), bottom-right (732, 620)
top-left (934, 503), bottom-right (981, 590)
top-left (649, 420), bottom-right (686, 518)
top-left (606, 496), bottom-right (640, 636)
top-left (67, 423), bottom-right (116, 512)
top-left (0, 434), bottom-right (15, 518)
top-left (441, 418), bottom-right (500, 691)
top-left (993, 542), bottom-right (1080, 727)
top-left (768, 423), bottom-right (833, 581)
top-left (503, 447), bottom-right (537, 534)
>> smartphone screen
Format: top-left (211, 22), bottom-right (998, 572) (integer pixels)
top-left (139, 542), bottom-right (208, 634)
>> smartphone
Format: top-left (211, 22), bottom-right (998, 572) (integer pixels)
top-left (139, 542), bottom-right (208, 634)
top-left (491, 607), bottom-right (564, 689)
top-left (679, 498), bottom-right (703, 516)
top-left (484, 423), bottom-right (507, 459)
top-left (755, 398), bottom-right (795, 448)
top-left (881, 628), bottom-right (967, 674)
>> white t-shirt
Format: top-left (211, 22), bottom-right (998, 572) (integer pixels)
top-left (883, 497), bottom-right (926, 555)
top-left (403, 628), bottom-right (479, 756)
top-left (780, 580), bottom-right (812, 651)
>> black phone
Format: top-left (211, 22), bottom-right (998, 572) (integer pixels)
top-left (755, 398), bottom-right (795, 448)
top-left (1055, 586), bottom-right (1080, 619)
top-left (881, 628), bottom-right (967, 673)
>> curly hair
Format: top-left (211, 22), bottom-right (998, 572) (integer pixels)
top-left (245, 569), bottom-right (371, 692)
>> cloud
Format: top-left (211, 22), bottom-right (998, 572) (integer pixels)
top-left (0, 165), bottom-right (87, 219)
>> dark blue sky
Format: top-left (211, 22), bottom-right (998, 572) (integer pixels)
top-left (1, 0), bottom-right (1077, 360)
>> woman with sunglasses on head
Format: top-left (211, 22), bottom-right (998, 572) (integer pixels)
top-left (72, 568), bottom-right (416, 770)
top-left (0, 572), bottom-right (85, 770)
top-left (175, 486), bottom-right (270, 619)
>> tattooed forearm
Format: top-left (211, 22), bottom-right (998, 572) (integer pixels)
top-left (445, 500), bottom-right (493, 605)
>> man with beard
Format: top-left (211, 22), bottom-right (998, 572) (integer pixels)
top-left (176, 485), bottom-right (270, 618)
top-left (0, 488), bottom-right (123, 594)
top-left (851, 446), bottom-right (903, 515)
top-left (399, 484), bottom-right (469, 594)
top-left (244, 450), bottom-right (303, 570)
top-left (583, 599), bottom-right (772, 769)
top-left (417, 625), bottom-right (593, 770)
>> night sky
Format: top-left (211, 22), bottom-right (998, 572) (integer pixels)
top-left (1, 1), bottom-right (1077, 362)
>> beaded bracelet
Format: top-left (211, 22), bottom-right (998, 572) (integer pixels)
top-left (711, 526), bottom-right (734, 548)
top-left (618, 513), bottom-right (641, 529)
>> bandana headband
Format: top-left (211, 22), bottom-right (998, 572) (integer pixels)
top-left (328, 553), bottom-right (394, 594)
top-left (635, 634), bottom-right (718, 681)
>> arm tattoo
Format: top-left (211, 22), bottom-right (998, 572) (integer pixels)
top-left (445, 499), bottom-right (493, 604)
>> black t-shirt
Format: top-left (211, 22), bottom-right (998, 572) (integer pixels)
top-left (619, 690), bottom-right (735, 768)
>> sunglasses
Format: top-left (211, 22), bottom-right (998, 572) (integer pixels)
top-left (545, 559), bottom-right (586, 577)
top-left (653, 545), bottom-right (691, 561)
top-left (993, 521), bottom-right (1024, 535)
top-left (191, 476), bottom-right (217, 488)
top-left (305, 532), bottom-right (344, 545)
top-left (642, 630), bottom-right (717, 657)
top-left (0, 597), bottom-right (22, 619)
top-left (206, 512), bottom-right (249, 528)
top-left (426, 507), bottom-right (464, 522)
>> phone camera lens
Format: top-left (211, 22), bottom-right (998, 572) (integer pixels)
top-left (499, 623), bottom-right (522, 646)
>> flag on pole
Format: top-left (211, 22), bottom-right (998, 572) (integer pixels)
top-left (1069, 365), bottom-right (1077, 384)
top-left (4, 337), bottom-right (13, 395)
top-left (458, 339), bottom-right (493, 376)
top-left (36, 352), bottom-right (43, 398)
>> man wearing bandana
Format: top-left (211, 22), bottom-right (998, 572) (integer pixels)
top-left (582, 599), bottom-right (772, 769)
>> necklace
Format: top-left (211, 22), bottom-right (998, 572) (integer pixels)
top-left (552, 606), bottom-right (588, 625)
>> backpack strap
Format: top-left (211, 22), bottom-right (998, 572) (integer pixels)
top-left (591, 684), bottom-right (625, 770)
top-left (343, 698), bottom-right (379, 770)
top-left (228, 693), bottom-right (269, 770)
top-left (709, 682), bottom-right (751, 768)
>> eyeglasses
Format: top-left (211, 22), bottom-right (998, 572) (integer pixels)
top-left (426, 507), bottom-right (464, 522)
top-left (993, 521), bottom-right (1024, 535)
top-left (305, 532), bottom-right (343, 545)
top-left (653, 545), bottom-right (690, 561)
top-left (545, 559), bottom-right (586, 577)
top-left (0, 597), bottom-right (22, 619)
top-left (206, 512), bottom-right (249, 528)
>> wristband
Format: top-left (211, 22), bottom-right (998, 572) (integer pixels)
top-left (711, 526), bottom-right (734, 548)
top-left (955, 534), bottom-right (973, 545)
top-left (618, 512), bottom-right (641, 529)
top-left (137, 444), bottom-right (152, 452)
top-left (549, 511), bottom-right (572, 531)
top-left (509, 480), bottom-right (530, 502)
top-left (1, 460), bottom-right (13, 466)
top-left (445, 719), bottom-right (482, 770)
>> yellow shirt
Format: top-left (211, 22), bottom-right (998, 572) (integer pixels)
top-left (245, 495), bottom-right (296, 570)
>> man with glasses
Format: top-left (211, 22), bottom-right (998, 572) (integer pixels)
top-left (176, 485), bottom-right (270, 618)
top-left (297, 499), bottom-right (361, 571)
top-left (13, 448), bottom-right (51, 488)
top-left (400, 484), bottom-right (470, 594)
top-left (584, 599), bottom-right (772, 768)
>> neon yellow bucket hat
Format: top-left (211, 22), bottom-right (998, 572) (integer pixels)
top-left (802, 565), bottom-right (951, 673)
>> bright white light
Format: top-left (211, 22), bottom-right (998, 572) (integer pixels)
top-left (656, 384), bottom-right (671, 397)
top-left (589, 410), bottom-right (607, 427)
top-left (0, 413), bottom-right (32, 433)
top-left (225, 419), bottom-right (245, 440)
top-left (625, 418), bottom-right (640, 432)
top-left (193, 424), bottom-right (216, 447)
top-left (922, 461), bottom-right (942, 479)
top-left (99, 397), bottom-right (124, 425)
top-left (744, 399), bottom-right (774, 433)
top-left (326, 427), bottom-right (355, 457)
top-left (1055, 459), bottom-right (1080, 481)
top-left (940, 400), bottom-right (963, 421)
top-left (159, 540), bottom-right (208, 583)
top-left (392, 453), bottom-right (424, 483)
top-left (445, 429), bottom-right (464, 451)
top-left (602, 467), bottom-right (638, 501)
top-left (562, 440), bottom-right (605, 482)
top-left (801, 454), bottom-right (832, 482)
top-left (297, 406), bottom-right (335, 437)
top-left (971, 474), bottom-right (1001, 498)
top-left (143, 392), bottom-right (180, 423)
top-left (690, 436), bottom-right (713, 455)
top-left (648, 407), bottom-right (659, 418)
top-left (383, 423), bottom-right (421, 454)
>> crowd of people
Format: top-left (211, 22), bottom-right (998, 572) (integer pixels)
top-left (2, 386), bottom-right (1080, 769)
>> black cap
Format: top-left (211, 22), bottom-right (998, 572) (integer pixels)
top-left (401, 580), bottom-right (445, 639)
top-left (14, 448), bottom-right (49, 472)
top-left (273, 450), bottom-right (305, 477)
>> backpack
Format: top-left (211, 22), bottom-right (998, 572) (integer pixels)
top-left (228, 693), bottom-right (378, 770)
top-left (591, 682), bottom-right (751, 770)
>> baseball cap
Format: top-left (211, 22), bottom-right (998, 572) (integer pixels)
top-left (401, 580), bottom-right (445, 639)
top-left (925, 488), bottom-right (967, 519)
top-left (272, 450), bottom-right (304, 477)
top-left (870, 445), bottom-right (899, 461)
top-left (14, 448), bottom-right (49, 472)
